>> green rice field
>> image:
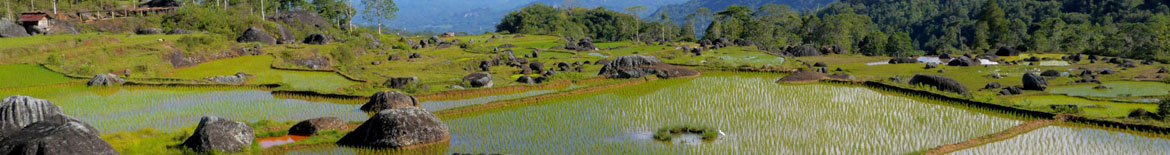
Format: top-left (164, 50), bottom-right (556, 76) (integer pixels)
top-left (291, 72), bottom-right (1024, 154)
top-left (953, 125), bottom-right (1170, 154)
top-left (0, 64), bottom-right (80, 88)
top-left (1048, 81), bottom-right (1170, 98)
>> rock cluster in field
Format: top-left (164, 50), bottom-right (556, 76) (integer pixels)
top-left (598, 55), bottom-right (699, 79)
top-left (1022, 72), bottom-right (1049, 91)
top-left (0, 95), bottom-right (117, 155)
top-left (360, 91), bottom-right (420, 113)
top-left (908, 74), bottom-right (969, 94)
top-left (236, 27), bottom-right (277, 45)
top-left (181, 116), bottom-right (255, 153)
top-left (384, 77), bottom-right (419, 89)
top-left (87, 73), bottom-right (125, 86)
top-left (463, 72), bottom-right (493, 88)
top-left (206, 72), bottom-right (252, 85)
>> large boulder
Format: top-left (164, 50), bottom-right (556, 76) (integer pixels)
top-left (577, 38), bottom-right (597, 51)
top-left (266, 11), bottom-right (331, 30)
top-left (45, 20), bottom-right (79, 35)
top-left (135, 27), bottom-right (163, 35)
top-left (516, 75), bottom-right (537, 84)
top-left (999, 86), bottom-right (1023, 95)
top-left (947, 56), bottom-right (980, 66)
top-left (302, 34), bottom-right (330, 45)
top-left (0, 97), bottom-right (115, 155)
top-left (909, 74), bottom-right (970, 94)
top-left (529, 61), bottom-right (545, 73)
top-left (0, 96), bottom-right (65, 136)
top-left (236, 27), bottom-right (277, 45)
top-left (360, 91), bottom-right (420, 113)
top-left (274, 24), bottom-right (296, 44)
top-left (597, 55), bottom-right (698, 79)
top-left (462, 72), bottom-right (493, 88)
top-left (383, 77), bottom-right (419, 89)
top-left (1022, 72), bottom-right (1049, 91)
top-left (288, 117), bottom-right (347, 136)
top-left (181, 116), bottom-right (255, 153)
top-left (984, 82), bottom-right (1002, 89)
top-left (786, 45), bottom-right (820, 57)
top-left (1040, 70), bottom-right (1061, 77)
top-left (87, 73), bottom-right (125, 86)
top-left (995, 46), bottom-right (1019, 56)
top-left (0, 18), bottom-right (28, 38)
top-left (336, 107), bottom-right (449, 148)
top-left (205, 72), bottom-right (251, 85)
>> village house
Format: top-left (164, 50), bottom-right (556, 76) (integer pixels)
top-left (19, 12), bottom-right (50, 34)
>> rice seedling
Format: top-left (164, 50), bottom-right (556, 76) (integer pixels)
top-left (952, 125), bottom-right (1170, 154)
top-left (170, 55), bottom-right (362, 93)
top-left (0, 64), bottom-right (81, 88)
top-left (0, 84), bottom-right (367, 133)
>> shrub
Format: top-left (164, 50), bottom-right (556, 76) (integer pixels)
top-left (653, 125), bottom-right (719, 142)
top-left (1159, 97), bottom-right (1170, 120)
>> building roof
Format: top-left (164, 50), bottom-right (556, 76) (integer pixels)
top-left (19, 13), bottom-right (48, 22)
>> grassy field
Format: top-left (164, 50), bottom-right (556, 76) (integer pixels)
top-left (171, 55), bottom-right (362, 92)
top-left (0, 64), bottom-right (82, 88)
top-left (1048, 81), bottom-right (1170, 98)
top-left (1006, 95), bottom-right (1158, 118)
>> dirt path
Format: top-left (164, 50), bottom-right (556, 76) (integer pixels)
top-left (923, 115), bottom-right (1070, 155)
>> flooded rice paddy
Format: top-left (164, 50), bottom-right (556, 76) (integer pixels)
top-left (954, 125), bottom-right (1170, 154)
top-left (1048, 81), bottom-right (1170, 98)
top-left (295, 72), bottom-right (1025, 154)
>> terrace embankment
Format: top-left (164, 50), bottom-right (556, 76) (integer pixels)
top-left (923, 115), bottom-right (1071, 155)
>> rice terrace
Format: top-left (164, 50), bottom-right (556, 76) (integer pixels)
top-left (2, 0), bottom-right (1170, 154)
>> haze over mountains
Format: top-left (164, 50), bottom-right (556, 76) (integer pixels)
top-left (351, 0), bottom-right (834, 34)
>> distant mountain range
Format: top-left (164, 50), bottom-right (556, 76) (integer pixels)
top-left (350, 0), bottom-right (835, 33)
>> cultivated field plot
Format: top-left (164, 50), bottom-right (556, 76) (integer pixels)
top-left (280, 72), bottom-right (1024, 154)
top-left (0, 85), bottom-right (367, 133)
top-left (1048, 81), bottom-right (1170, 98)
top-left (953, 125), bottom-right (1170, 154)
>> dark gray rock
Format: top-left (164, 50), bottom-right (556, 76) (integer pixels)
top-left (87, 73), bottom-right (125, 86)
top-left (288, 117), bottom-right (346, 136)
top-left (236, 27), bottom-right (277, 45)
top-left (0, 111), bottom-right (115, 155)
top-left (888, 57), bottom-right (918, 64)
top-left (181, 116), bottom-right (255, 153)
top-left (984, 82), bottom-right (1002, 89)
top-left (999, 86), bottom-right (1023, 95)
top-left (1041, 70), bottom-right (1061, 77)
top-left (948, 56), bottom-right (980, 66)
top-left (516, 75), bottom-right (537, 84)
top-left (479, 60), bottom-right (491, 72)
top-left (275, 24), bottom-right (296, 44)
top-left (462, 72), bottom-right (492, 88)
top-left (556, 62), bottom-right (571, 71)
top-left (135, 28), bottom-right (163, 35)
top-left (336, 107), bottom-right (449, 148)
top-left (409, 52), bottom-right (422, 59)
top-left (924, 62), bottom-right (939, 69)
top-left (813, 62), bottom-right (827, 67)
top-left (0, 18), bottom-right (27, 38)
top-left (139, 0), bottom-right (181, 7)
top-left (302, 34), bottom-right (330, 45)
top-left (1022, 73), bottom-right (1049, 91)
top-left (577, 37), bottom-right (597, 51)
top-left (206, 72), bottom-right (252, 85)
top-left (0, 96), bottom-right (66, 137)
top-left (995, 46), bottom-right (1019, 56)
top-left (166, 29), bottom-right (197, 35)
top-left (383, 77), bottom-right (419, 89)
top-left (909, 74), bottom-right (969, 94)
top-left (1099, 68), bottom-right (1117, 75)
top-left (360, 91), bottom-right (419, 113)
top-left (529, 62), bottom-right (544, 73)
top-left (597, 55), bottom-right (698, 79)
top-left (786, 45), bottom-right (820, 57)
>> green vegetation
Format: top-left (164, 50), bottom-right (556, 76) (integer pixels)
top-left (652, 125), bottom-right (719, 141)
top-left (1048, 81), bottom-right (1170, 98)
top-left (171, 55), bottom-right (361, 92)
top-left (955, 125), bottom-right (1170, 154)
top-left (0, 64), bottom-right (80, 88)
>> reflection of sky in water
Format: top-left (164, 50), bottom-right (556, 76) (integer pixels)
top-left (421, 90), bottom-right (556, 112)
top-left (588, 52), bottom-right (609, 58)
top-left (58, 89), bottom-right (365, 133)
top-left (954, 126), bottom-right (1170, 154)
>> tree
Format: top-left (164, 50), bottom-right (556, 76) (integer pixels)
top-left (278, 0), bottom-right (308, 11)
top-left (703, 20), bottom-right (721, 40)
top-left (977, 0), bottom-right (1008, 47)
top-left (313, 0), bottom-right (355, 27)
top-left (858, 31), bottom-right (887, 56)
top-left (1159, 97), bottom-right (1170, 119)
top-left (362, 0), bottom-right (398, 34)
top-left (625, 6), bottom-right (647, 42)
top-left (885, 32), bottom-right (914, 57)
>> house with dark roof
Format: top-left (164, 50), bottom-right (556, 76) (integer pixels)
top-left (19, 12), bottom-right (50, 34)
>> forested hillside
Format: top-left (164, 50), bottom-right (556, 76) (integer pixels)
top-left (500, 0), bottom-right (1170, 62)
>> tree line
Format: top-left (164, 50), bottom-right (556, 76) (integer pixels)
top-left (498, 0), bottom-right (1170, 62)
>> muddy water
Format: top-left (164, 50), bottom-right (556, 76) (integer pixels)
top-left (258, 135), bottom-right (310, 148)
